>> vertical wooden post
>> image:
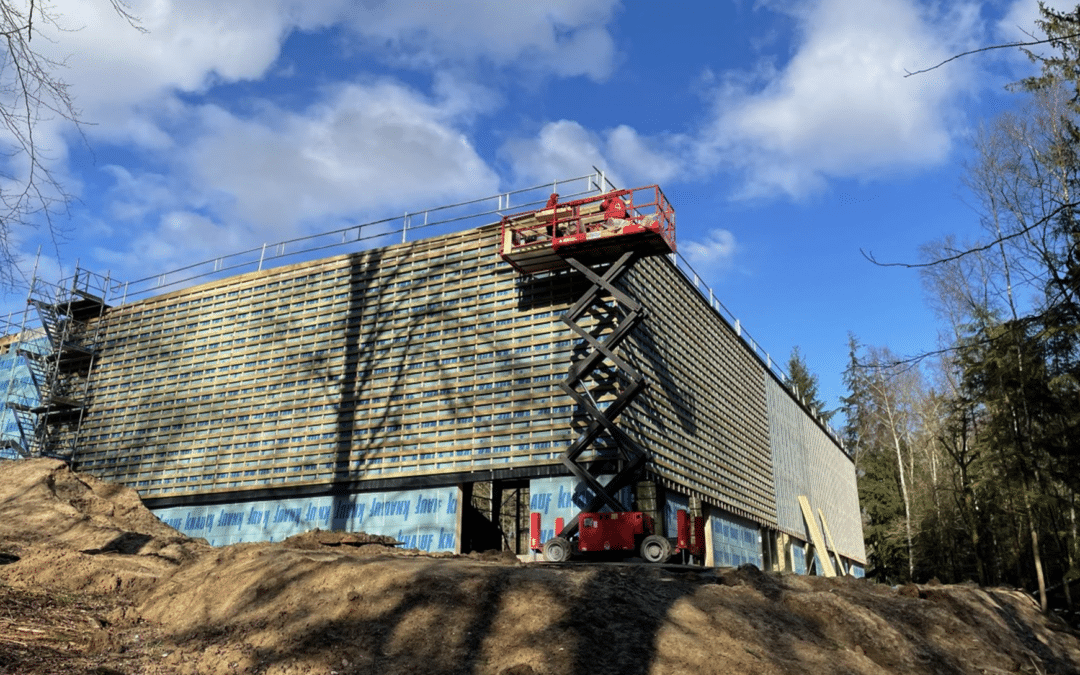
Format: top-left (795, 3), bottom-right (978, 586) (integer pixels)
top-left (703, 504), bottom-right (715, 567)
top-left (454, 484), bottom-right (465, 555)
top-left (776, 532), bottom-right (790, 572)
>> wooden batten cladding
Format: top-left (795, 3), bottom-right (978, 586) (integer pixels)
top-left (618, 256), bottom-right (777, 527)
top-left (76, 226), bottom-right (571, 496)
top-left (73, 223), bottom-right (778, 527)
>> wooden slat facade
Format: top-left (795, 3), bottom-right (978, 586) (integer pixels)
top-left (71, 223), bottom-right (853, 544)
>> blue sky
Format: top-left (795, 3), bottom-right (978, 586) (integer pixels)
top-left (1, 0), bottom-right (1066, 417)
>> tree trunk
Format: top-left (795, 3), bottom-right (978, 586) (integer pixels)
top-left (891, 430), bottom-right (914, 580)
top-left (1023, 487), bottom-right (1048, 613)
top-left (957, 439), bottom-right (987, 585)
top-left (1016, 466), bottom-right (1047, 613)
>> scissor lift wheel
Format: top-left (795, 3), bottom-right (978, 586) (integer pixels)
top-left (640, 535), bottom-right (672, 563)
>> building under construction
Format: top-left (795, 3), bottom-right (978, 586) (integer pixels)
top-left (0, 173), bottom-right (865, 575)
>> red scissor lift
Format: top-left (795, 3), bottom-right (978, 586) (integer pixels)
top-left (500, 185), bottom-right (704, 563)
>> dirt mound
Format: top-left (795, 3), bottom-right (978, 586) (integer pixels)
top-left (0, 458), bottom-right (189, 546)
top-left (0, 458), bottom-right (207, 594)
top-left (133, 556), bottom-right (1080, 675)
top-left (0, 459), bottom-right (1079, 675)
top-left (281, 528), bottom-right (403, 550)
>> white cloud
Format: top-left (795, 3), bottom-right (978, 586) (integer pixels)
top-left (86, 77), bottom-right (500, 274)
top-left (342, 0), bottom-right (620, 80)
top-left (184, 80), bottom-right (500, 236)
top-left (682, 229), bottom-right (738, 270)
top-left (699, 0), bottom-right (979, 199)
top-left (503, 0), bottom-right (981, 201)
top-left (92, 210), bottom-right (248, 274)
top-left (998, 0), bottom-right (1045, 42)
top-left (0, 0), bottom-right (625, 197)
top-left (38, 0), bottom-right (620, 148)
top-left (17, 1), bottom-right (617, 276)
top-left (40, 0), bottom-right (350, 145)
top-left (604, 126), bottom-right (687, 186)
top-left (1, 0), bottom-right (998, 285)
top-left (500, 120), bottom-right (689, 191)
top-left (103, 166), bottom-right (185, 224)
top-left (501, 120), bottom-right (613, 187)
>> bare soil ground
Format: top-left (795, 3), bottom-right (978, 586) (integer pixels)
top-left (1, 459), bottom-right (1079, 675)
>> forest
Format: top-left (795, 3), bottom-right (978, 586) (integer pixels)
top-left (834, 5), bottom-right (1080, 613)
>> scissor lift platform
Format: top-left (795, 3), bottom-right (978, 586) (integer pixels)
top-left (499, 185), bottom-right (675, 275)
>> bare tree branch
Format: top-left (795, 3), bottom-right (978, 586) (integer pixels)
top-left (859, 330), bottom-right (1024, 372)
top-left (860, 201), bottom-right (1079, 269)
top-left (905, 33), bottom-right (1080, 78)
top-left (0, 1), bottom-right (143, 286)
top-left (107, 0), bottom-right (147, 34)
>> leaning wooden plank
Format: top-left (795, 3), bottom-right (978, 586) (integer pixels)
top-left (818, 507), bottom-right (848, 576)
top-left (798, 495), bottom-right (836, 577)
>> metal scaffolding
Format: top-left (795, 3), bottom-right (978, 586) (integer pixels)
top-left (1, 266), bottom-right (110, 459)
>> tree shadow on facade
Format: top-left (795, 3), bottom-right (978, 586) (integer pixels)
top-left (327, 234), bottom-right (519, 550)
top-left (619, 260), bottom-right (697, 438)
top-left (329, 243), bottom-right (436, 532)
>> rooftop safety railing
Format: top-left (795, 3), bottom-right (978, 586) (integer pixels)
top-left (110, 171), bottom-right (620, 305)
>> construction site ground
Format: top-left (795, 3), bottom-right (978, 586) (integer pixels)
top-left (1, 460), bottom-right (1078, 675)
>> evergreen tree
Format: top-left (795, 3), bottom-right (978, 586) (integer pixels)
top-left (841, 335), bottom-right (916, 582)
top-left (786, 346), bottom-right (835, 422)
